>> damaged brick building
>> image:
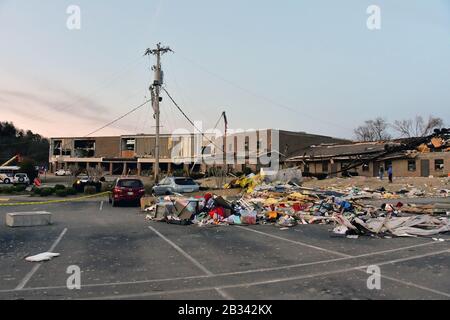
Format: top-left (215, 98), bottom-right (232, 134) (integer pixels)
top-left (285, 135), bottom-right (450, 178)
top-left (49, 130), bottom-right (346, 176)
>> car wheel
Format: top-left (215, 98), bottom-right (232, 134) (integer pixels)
top-left (4, 178), bottom-right (10, 184)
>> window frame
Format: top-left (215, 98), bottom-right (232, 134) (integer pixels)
top-left (434, 159), bottom-right (444, 171)
top-left (407, 160), bottom-right (416, 172)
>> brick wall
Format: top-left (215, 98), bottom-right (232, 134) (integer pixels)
top-left (94, 137), bottom-right (121, 158)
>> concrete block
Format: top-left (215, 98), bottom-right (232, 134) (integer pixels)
top-left (6, 211), bottom-right (52, 227)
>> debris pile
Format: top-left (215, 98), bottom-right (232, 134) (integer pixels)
top-left (143, 176), bottom-right (450, 239)
top-left (143, 168), bottom-right (450, 238)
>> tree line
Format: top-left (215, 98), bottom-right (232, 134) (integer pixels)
top-left (354, 115), bottom-right (445, 142)
top-left (0, 121), bottom-right (49, 166)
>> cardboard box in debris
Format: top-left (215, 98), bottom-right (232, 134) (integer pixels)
top-left (142, 169), bottom-right (450, 238)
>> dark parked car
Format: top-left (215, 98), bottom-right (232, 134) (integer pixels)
top-left (109, 178), bottom-right (145, 207)
top-left (72, 175), bottom-right (102, 193)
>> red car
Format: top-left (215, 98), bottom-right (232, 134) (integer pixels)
top-left (109, 178), bottom-right (145, 207)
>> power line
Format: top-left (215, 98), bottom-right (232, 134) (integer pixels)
top-left (54, 96), bottom-right (152, 156)
top-left (162, 87), bottom-right (222, 151)
top-left (85, 99), bottom-right (151, 137)
top-left (177, 54), bottom-right (354, 133)
top-left (55, 57), bottom-right (144, 114)
top-left (213, 112), bottom-right (225, 132)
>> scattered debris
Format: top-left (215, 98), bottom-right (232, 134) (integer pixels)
top-left (25, 252), bottom-right (60, 262)
top-left (144, 172), bottom-right (449, 240)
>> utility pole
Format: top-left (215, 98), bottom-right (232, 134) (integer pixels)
top-left (222, 111), bottom-right (228, 173)
top-left (144, 43), bottom-right (172, 182)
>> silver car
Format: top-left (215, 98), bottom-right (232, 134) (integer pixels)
top-left (152, 177), bottom-right (200, 195)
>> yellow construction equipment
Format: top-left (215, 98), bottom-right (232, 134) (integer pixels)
top-left (1, 154), bottom-right (20, 167)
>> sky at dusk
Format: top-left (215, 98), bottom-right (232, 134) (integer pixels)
top-left (0, 0), bottom-right (449, 139)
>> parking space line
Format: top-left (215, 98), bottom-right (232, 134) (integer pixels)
top-left (148, 226), bottom-right (213, 275)
top-left (99, 201), bottom-right (104, 211)
top-left (363, 271), bottom-right (450, 298)
top-left (14, 228), bottom-right (68, 291)
top-left (239, 227), bottom-right (450, 297)
top-left (215, 288), bottom-right (234, 300)
top-left (1, 236), bottom-right (445, 294)
top-left (236, 226), bottom-right (446, 260)
top-left (82, 249), bottom-right (450, 300)
top-left (148, 225), bottom-right (233, 300)
top-left (237, 226), bottom-right (450, 298)
top-left (236, 226), bottom-right (351, 257)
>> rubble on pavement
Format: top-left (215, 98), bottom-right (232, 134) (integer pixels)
top-left (142, 171), bottom-right (450, 239)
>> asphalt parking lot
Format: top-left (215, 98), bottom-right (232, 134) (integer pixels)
top-left (0, 198), bottom-right (449, 300)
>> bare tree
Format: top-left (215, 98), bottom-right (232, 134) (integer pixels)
top-left (354, 125), bottom-right (374, 142)
top-left (354, 118), bottom-right (391, 142)
top-left (68, 164), bottom-right (81, 176)
top-left (87, 166), bottom-right (104, 180)
top-left (392, 116), bottom-right (443, 138)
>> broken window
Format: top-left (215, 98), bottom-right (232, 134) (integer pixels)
top-left (322, 161), bottom-right (329, 173)
top-left (408, 160), bottom-right (416, 172)
top-left (435, 159), bottom-right (444, 171)
top-left (53, 140), bottom-right (62, 156)
top-left (124, 139), bottom-right (135, 151)
top-left (74, 140), bottom-right (95, 158)
top-left (53, 140), bottom-right (71, 156)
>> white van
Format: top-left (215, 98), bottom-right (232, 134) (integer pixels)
top-left (0, 166), bottom-right (20, 184)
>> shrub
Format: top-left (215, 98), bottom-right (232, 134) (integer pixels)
top-left (40, 188), bottom-right (54, 197)
top-left (54, 184), bottom-right (66, 191)
top-left (32, 187), bottom-right (42, 195)
top-left (14, 185), bottom-right (27, 193)
top-left (55, 189), bottom-right (68, 197)
top-left (65, 187), bottom-right (77, 196)
top-left (84, 186), bottom-right (97, 195)
top-left (2, 187), bottom-right (15, 194)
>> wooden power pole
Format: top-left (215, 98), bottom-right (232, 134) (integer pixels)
top-left (144, 43), bottom-right (172, 182)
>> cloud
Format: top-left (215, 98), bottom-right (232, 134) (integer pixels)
top-left (0, 89), bottom-right (109, 121)
top-left (0, 88), bottom-right (144, 136)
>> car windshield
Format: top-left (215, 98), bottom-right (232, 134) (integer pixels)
top-left (174, 178), bottom-right (196, 186)
top-left (118, 180), bottom-right (143, 188)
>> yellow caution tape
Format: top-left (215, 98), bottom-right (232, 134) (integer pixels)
top-left (0, 192), bottom-right (111, 207)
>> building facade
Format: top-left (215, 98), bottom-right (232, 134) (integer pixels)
top-left (285, 138), bottom-right (450, 178)
top-left (49, 130), bottom-right (346, 176)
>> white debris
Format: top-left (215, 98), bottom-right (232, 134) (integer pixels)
top-left (333, 225), bottom-right (349, 235)
top-left (25, 252), bottom-right (60, 262)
